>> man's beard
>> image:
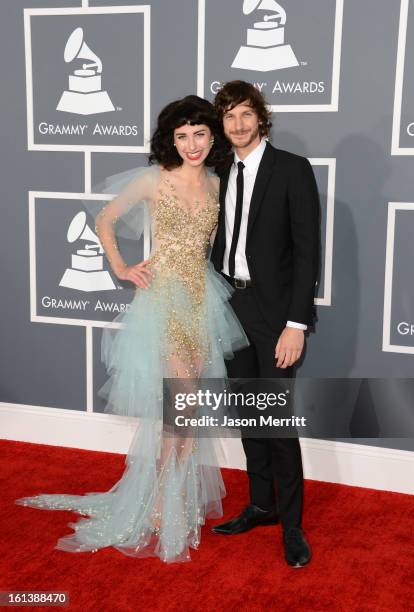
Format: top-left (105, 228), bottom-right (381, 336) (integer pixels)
top-left (228, 124), bottom-right (260, 148)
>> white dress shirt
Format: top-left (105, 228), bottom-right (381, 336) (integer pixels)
top-left (222, 138), bottom-right (307, 331)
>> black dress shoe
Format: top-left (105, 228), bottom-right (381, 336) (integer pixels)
top-left (212, 504), bottom-right (279, 535)
top-left (283, 527), bottom-right (312, 567)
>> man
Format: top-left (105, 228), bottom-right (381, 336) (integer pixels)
top-left (211, 80), bottom-right (320, 567)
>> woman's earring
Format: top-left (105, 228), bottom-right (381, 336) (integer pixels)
top-left (209, 138), bottom-right (214, 145)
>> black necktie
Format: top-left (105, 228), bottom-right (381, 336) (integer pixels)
top-left (228, 161), bottom-right (245, 278)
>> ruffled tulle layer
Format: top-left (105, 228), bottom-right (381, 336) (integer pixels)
top-left (16, 265), bottom-right (248, 563)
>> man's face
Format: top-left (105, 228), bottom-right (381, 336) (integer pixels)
top-left (222, 100), bottom-right (261, 150)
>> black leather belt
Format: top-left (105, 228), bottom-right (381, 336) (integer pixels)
top-left (222, 273), bottom-right (253, 289)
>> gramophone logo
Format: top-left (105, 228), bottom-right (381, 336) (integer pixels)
top-left (59, 211), bottom-right (116, 292)
top-left (56, 27), bottom-right (115, 115)
top-left (232, 0), bottom-right (299, 72)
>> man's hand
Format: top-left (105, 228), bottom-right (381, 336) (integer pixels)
top-left (275, 327), bottom-right (305, 369)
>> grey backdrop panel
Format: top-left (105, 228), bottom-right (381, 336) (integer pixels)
top-left (0, 0), bottom-right (413, 452)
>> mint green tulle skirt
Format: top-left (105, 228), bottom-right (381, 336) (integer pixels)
top-left (16, 264), bottom-right (248, 563)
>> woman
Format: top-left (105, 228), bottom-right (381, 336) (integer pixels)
top-left (16, 96), bottom-right (248, 563)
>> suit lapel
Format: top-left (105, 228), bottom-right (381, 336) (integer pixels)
top-left (246, 142), bottom-right (275, 240)
top-left (217, 164), bottom-right (231, 244)
top-left (219, 164), bottom-right (231, 207)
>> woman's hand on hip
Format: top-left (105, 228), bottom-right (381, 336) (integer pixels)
top-left (116, 259), bottom-right (154, 289)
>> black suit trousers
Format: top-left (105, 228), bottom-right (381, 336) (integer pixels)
top-left (225, 286), bottom-right (304, 530)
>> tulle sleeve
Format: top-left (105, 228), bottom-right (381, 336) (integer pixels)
top-left (90, 165), bottom-right (160, 275)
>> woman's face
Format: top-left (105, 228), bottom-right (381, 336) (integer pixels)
top-left (173, 123), bottom-right (212, 167)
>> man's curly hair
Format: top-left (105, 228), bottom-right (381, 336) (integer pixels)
top-left (214, 81), bottom-right (272, 138)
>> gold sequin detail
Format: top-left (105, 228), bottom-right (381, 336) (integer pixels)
top-left (149, 175), bottom-right (219, 375)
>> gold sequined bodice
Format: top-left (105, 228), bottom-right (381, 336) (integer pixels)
top-left (149, 176), bottom-right (219, 304)
top-left (147, 175), bottom-right (219, 370)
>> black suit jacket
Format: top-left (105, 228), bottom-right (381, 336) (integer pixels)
top-left (211, 142), bottom-right (320, 331)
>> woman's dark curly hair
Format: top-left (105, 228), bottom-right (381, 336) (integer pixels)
top-left (148, 95), bottom-right (231, 169)
top-left (214, 80), bottom-right (272, 138)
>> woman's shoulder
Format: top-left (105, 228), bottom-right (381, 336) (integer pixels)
top-left (122, 165), bottom-right (162, 204)
top-left (97, 164), bottom-right (161, 202)
top-left (130, 164), bottom-right (161, 189)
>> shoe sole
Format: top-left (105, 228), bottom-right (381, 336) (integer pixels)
top-left (212, 519), bottom-right (279, 535)
top-left (286, 557), bottom-right (311, 568)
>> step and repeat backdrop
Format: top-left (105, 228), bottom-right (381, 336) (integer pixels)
top-left (1, 0), bottom-right (414, 452)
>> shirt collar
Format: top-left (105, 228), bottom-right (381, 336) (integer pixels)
top-left (234, 138), bottom-right (267, 173)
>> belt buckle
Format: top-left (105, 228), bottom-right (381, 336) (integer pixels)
top-left (234, 278), bottom-right (247, 289)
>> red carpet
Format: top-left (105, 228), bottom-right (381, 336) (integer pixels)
top-left (1, 439), bottom-right (413, 612)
